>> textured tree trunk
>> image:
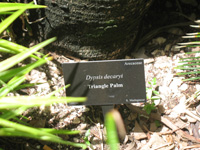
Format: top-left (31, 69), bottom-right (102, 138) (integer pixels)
top-left (42, 0), bottom-right (153, 59)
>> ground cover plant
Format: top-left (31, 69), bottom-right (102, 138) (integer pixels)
top-left (176, 20), bottom-right (200, 81)
top-left (144, 77), bottom-right (160, 115)
top-left (0, 2), bottom-right (87, 149)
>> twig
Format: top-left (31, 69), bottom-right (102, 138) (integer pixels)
top-left (183, 144), bottom-right (200, 149)
top-left (185, 109), bottom-right (200, 122)
top-left (153, 143), bottom-right (173, 150)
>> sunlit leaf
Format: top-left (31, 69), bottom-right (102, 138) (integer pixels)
top-left (105, 112), bottom-right (119, 150)
top-left (0, 37), bottom-right (56, 72)
top-left (0, 3), bottom-right (46, 13)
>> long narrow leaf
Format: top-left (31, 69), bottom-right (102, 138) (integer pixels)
top-left (0, 37), bottom-right (56, 72)
top-left (0, 96), bottom-right (86, 109)
top-left (186, 51), bottom-right (200, 54)
top-left (105, 112), bottom-right (119, 150)
top-left (0, 65), bottom-right (29, 83)
top-left (0, 76), bottom-right (25, 97)
top-left (182, 77), bottom-right (200, 81)
top-left (0, 47), bottom-right (16, 54)
top-left (174, 67), bottom-right (200, 70)
top-left (47, 84), bottom-right (70, 97)
top-left (180, 56), bottom-right (200, 60)
top-left (178, 41), bottom-right (200, 45)
top-left (179, 59), bottom-right (200, 63)
top-left (0, 127), bottom-right (87, 149)
top-left (177, 63), bottom-right (200, 67)
top-left (0, 106), bottom-right (27, 120)
top-left (0, 8), bottom-right (25, 34)
top-left (8, 56), bottom-right (52, 84)
top-left (0, 118), bottom-right (64, 140)
top-left (176, 71), bottom-right (200, 75)
top-left (0, 56), bottom-right (52, 83)
top-left (14, 83), bottom-right (42, 91)
top-left (40, 128), bottom-right (80, 135)
top-left (0, 3), bottom-right (46, 13)
top-left (0, 39), bottom-right (43, 58)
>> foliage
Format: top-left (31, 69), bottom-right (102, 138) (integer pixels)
top-left (105, 111), bottom-right (120, 150)
top-left (0, 2), bottom-right (87, 149)
top-left (144, 77), bottom-right (160, 115)
top-left (175, 20), bottom-right (200, 81)
top-left (83, 129), bottom-right (91, 147)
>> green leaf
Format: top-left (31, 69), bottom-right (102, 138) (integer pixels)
top-left (152, 90), bottom-right (159, 96)
top-left (185, 51), bottom-right (200, 54)
top-left (151, 96), bottom-right (160, 100)
top-left (176, 71), bottom-right (200, 75)
top-left (0, 12), bottom-right (14, 15)
top-left (182, 77), bottom-right (200, 81)
top-left (0, 118), bottom-right (87, 149)
top-left (180, 56), bottom-right (200, 60)
top-left (177, 63), bottom-right (200, 67)
top-left (0, 76), bottom-right (26, 97)
top-left (175, 66), bottom-right (200, 70)
top-left (0, 46), bottom-right (17, 54)
top-left (105, 112), bottom-right (119, 150)
top-left (143, 103), bottom-right (156, 115)
top-left (47, 84), bottom-right (70, 97)
top-left (155, 120), bottom-right (161, 127)
top-left (0, 106), bottom-right (27, 120)
top-left (0, 37), bottom-right (56, 72)
top-left (0, 57), bottom-right (51, 83)
top-left (152, 77), bottom-right (157, 85)
top-left (40, 128), bottom-right (80, 135)
top-left (14, 83), bottom-right (42, 91)
top-left (0, 7), bottom-right (25, 34)
top-left (0, 3), bottom-right (46, 13)
top-left (179, 59), bottom-right (200, 63)
top-left (0, 39), bottom-right (43, 59)
top-left (0, 96), bottom-right (86, 109)
top-left (84, 129), bottom-right (91, 146)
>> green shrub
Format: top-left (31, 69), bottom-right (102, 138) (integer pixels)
top-left (0, 2), bottom-right (87, 149)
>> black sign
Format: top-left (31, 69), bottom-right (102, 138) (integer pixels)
top-left (62, 59), bottom-right (146, 105)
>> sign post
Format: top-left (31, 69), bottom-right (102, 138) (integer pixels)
top-left (62, 59), bottom-right (146, 118)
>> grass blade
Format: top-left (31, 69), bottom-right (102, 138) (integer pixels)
top-left (40, 128), bottom-right (80, 135)
top-left (0, 37), bottom-right (56, 72)
top-left (176, 71), bottom-right (200, 75)
top-left (0, 127), bottom-right (87, 149)
top-left (0, 39), bottom-right (43, 58)
top-left (180, 56), bottom-right (200, 60)
top-left (0, 8), bottom-right (25, 34)
top-left (182, 77), bottom-right (200, 81)
top-left (47, 84), bottom-right (70, 97)
top-left (0, 3), bottom-right (46, 13)
top-left (105, 111), bottom-right (119, 150)
top-left (0, 76), bottom-right (26, 97)
top-left (179, 60), bottom-right (200, 63)
top-left (0, 47), bottom-right (17, 54)
top-left (0, 96), bottom-right (86, 109)
top-left (176, 63), bottom-right (200, 67)
top-left (174, 67), bottom-right (200, 70)
top-left (0, 56), bottom-right (51, 83)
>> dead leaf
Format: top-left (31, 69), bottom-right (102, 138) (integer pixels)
top-left (124, 142), bottom-right (136, 150)
top-left (141, 133), bottom-right (166, 150)
top-left (43, 145), bottom-right (53, 150)
top-left (133, 121), bottom-right (147, 140)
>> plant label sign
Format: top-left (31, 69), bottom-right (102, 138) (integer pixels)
top-left (62, 59), bottom-right (146, 105)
